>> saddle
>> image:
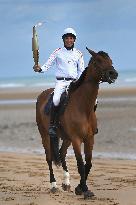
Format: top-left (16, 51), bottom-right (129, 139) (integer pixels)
top-left (44, 91), bottom-right (69, 116)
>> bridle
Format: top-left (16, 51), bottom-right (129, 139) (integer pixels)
top-left (89, 57), bottom-right (115, 84)
top-left (85, 48), bottom-right (118, 85)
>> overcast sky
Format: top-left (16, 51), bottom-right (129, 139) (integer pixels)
top-left (0, 0), bottom-right (136, 77)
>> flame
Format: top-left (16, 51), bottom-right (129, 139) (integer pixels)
top-left (35, 21), bottom-right (46, 28)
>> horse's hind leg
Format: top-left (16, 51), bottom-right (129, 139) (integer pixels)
top-left (38, 125), bottom-right (58, 193)
top-left (59, 139), bottom-right (71, 191)
top-left (46, 159), bottom-right (59, 193)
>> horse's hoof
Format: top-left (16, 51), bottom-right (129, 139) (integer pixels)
top-left (62, 183), bottom-right (71, 192)
top-left (75, 184), bottom-right (83, 195)
top-left (84, 190), bottom-right (94, 199)
top-left (50, 187), bottom-right (59, 194)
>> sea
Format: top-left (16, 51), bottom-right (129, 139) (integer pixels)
top-left (0, 74), bottom-right (55, 90)
top-left (0, 69), bottom-right (136, 90)
top-left (0, 69), bottom-right (136, 106)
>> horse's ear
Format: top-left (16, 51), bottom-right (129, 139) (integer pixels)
top-left (86, 47), bottom-right (96, 57)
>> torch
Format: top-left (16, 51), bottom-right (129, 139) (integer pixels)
top-left (32, 22), bottom-right (45, 71)
top-left (32, 25), bottom-right (39, 67)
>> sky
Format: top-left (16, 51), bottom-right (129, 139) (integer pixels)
top-left (0, 0), bottom-right (136, 78)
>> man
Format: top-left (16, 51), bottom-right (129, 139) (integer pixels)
top-left (34, 27), bottom-right (85, 136)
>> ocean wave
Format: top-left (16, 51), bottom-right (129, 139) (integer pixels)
top-left (0, 146), bottom-right (135, 160)
top-left (0, 73), bottom-right (136, 89)
top-left (0, 96), bottom-right (136, 105)
top-left (124, 77), bottom-right (136, 83)
top-left (99, 96), bottom-right (136, 102)
top-left (0, 83), bottom-right (26, 88)
top-left (30, 82), bottom-right (55, 87)
top-left (0, 99), bottom-right (36, 105)
top-left (92, 151), bottom-right (136, 160)
top-left (0, 82), bottom-right (55, 89)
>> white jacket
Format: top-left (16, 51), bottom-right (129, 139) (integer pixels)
top-left (41, 47), bottom-right (84, 79)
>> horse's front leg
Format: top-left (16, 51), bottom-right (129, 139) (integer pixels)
top-left (59, 139), bottom-right (71, 191)
top-left (72, 139), bottom-right (94, 199)
top-left (83, 137), bottom-right (94, 198)
top-left (84, 136), bottom-right (94, 181)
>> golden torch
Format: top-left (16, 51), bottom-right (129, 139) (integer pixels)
top-left (32, 25), bottom-right (39, 66)
top-left (32, 22), bottom-right (45, 71)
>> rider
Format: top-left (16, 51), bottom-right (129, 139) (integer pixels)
top-left (34, 27), bottom-right (85, 136)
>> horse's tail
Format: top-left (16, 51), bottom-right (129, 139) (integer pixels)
top-left (50, 134), bottom-right (61, 166)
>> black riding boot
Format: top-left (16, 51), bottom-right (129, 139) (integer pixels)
top-left (48, 103), bottom-right (61, 165)
top-left (48, 103), bottom-right (59, 136)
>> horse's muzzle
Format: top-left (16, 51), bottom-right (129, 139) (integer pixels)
top-left (105, 68), bottom-right (118, 84)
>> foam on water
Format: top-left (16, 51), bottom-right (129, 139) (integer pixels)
top-left (0, 146), bottom-right (135, 160)
top-left (99, 96), bottom-right (136, 102)
top-left (124, 77), bottom-right (136, 83)
top-left (0, 95), bottom-right (136, 105)
top-left (92, 151), bottom-right (136, 160)
top-left (0, 99), bottom-right (36, 105)
top-left (0, 75), bottom-right (55, 89)
top-left (0, 69), bottom-right (136, 89)
top-left (0, 83), bottom-right (26, 88)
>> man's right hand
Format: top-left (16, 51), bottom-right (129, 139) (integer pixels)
top-left (33, 64), bottom-right (42, 72)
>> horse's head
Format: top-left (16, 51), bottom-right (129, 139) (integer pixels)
top-left (86, 47), bottom-right (118, 84)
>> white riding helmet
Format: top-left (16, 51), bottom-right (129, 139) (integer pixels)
top-left (62, 27), bottom-right (76, 39)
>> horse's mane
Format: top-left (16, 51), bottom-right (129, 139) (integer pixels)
top-left (69, 51), bottom-right (109, 93)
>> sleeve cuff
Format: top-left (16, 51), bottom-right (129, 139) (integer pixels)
top-left (41, 65), bottom-right (48, 71)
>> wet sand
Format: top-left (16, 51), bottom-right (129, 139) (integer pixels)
top-left (0, 86), bottom-right (136, 204)
top-left (0, 153), bottom-right (136, 205)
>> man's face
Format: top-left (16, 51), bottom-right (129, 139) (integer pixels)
top-left (64, 36), bottom-right (75, 48)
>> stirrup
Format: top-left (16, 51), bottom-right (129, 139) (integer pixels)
top-left (95, 128), bottom-right (98, 134)
top-left (48, 125), bottom-right (57, 136)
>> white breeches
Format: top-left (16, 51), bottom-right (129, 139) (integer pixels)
top-left (53, 79), bottom-right (72, 106)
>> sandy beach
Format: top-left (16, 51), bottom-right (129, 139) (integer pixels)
top-left (0, 86), bottom-right (136, 205)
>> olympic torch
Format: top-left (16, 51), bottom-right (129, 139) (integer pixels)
top-left (32, 22), bottom-right (45, 71)
top-left (32, 25), bottom-right (39, 67)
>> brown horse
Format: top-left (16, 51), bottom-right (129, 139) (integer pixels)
top-left (36, 48), bottom-right (118, 199)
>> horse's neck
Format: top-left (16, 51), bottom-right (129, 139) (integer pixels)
top-left (82, 63), bottom-right (99, 105)
top-left (85, 62), bottom-right (99, 83)
top-left (76, 81), bottom-right (99, 113)
top-left (71, 63), bottom-right (99, 113)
